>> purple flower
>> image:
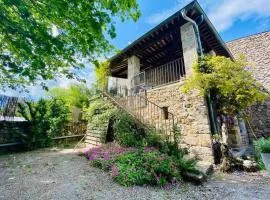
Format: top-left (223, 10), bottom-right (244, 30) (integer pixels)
top-left (111, 165), bottom-right (119, 177)
top-left (89, 152), bottom-right (99, 161)
top-left (143, 147), bottom-right (154, 153)
top-left (103, 152), bottom-right (110, 160)
top-left (84, 149), bottom-right (90, 157)
top-left (163, 183), bottom-right (170, 190)
top-left (163, 179), bottom-right (179, 189)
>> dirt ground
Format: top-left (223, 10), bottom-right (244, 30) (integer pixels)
top-left (0, 148), bottom-right (270, 200)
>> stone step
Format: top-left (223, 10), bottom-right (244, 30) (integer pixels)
top-left (84, 139), bottom-right (102, 146)
top-left (85, 136), bottom-right (102, 143)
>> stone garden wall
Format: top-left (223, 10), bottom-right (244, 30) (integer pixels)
top-left (146, 82), bottom-right (213, 162)
top-left (227, 31), bottom-right (270, 138)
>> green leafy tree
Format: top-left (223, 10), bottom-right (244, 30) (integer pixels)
top-left (0, 0), bottom-right (140, 89)
top-left (17, 99), bottom-right (51, 149)
top-left (46, 98), bottom-right (70, 137)
top-left (94, 60), bottom-right (110, 90)
top-left (182, 55), bottom-right (268, 116)
top-left (17, 98), bottom-right (70, 149)
top-left (48, 83), bottom-right (92, 109)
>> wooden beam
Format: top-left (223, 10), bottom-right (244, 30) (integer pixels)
top-left (132, 24), bottom-right (180, 54)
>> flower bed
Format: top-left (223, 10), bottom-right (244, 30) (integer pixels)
top-left (84, 143), bottom-right (155, 171)
top-left (84, 143), bottom-right (201, 186)
top-left (85, 143), bottom-right (136, 171)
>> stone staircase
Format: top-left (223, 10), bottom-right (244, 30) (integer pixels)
top-left (84, 124), bottom-right (105, 147)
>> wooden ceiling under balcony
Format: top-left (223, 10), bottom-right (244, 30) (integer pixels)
top-left (109, 1), bottom-right (232, 78)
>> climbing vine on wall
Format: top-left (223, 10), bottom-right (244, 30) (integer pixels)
top-left (182, 55), bottom-right (269, 116)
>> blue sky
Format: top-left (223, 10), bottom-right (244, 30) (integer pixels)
top-left (112, 0), bottom-right (270, 49)
top-left (4, 0), bottom-right (270, 99)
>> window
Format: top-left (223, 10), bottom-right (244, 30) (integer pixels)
top-left (162, 106), bottom-right (169, 120)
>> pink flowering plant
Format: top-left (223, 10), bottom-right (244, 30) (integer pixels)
top-left (84, 143), bottom-right (158, 172)
top-left (85, 141), bottom-right (202, 186)
top-left (85, 143), bottom-right (186, 186)
top-left (84, 143), bottom-right (136, 171)
top-left (84, 125), bottom-right (202, 187)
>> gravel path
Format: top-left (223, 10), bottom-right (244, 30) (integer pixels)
top-left (1, 148), bottom-right (270, 200)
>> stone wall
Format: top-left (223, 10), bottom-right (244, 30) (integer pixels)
top-left (227, 31), bottom-right (270, 138)
top-left (227, 31), bottom-right (270, 90)
top-left (146, 82), bottom-right (213, 162)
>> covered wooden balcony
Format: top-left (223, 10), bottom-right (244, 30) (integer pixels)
top-left (108, 0), bottom-right (232, 91)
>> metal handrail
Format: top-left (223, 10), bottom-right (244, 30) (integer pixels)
top-left (135, 93), bottom-right (175, 117)
top-left (105, 90), bottom-right (178, 140)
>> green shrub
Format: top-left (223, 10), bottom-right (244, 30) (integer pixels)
top-left (83, 100), bottom-right (201, 187)
top-left (159, 141), bottom-right (188, 159)
top-left (91, 158), bottom-right (115, 171)
top-left (144, 130), bottom-right (163, 148)
top-left (47, 98), bottom-right (70, 138)
top-left (176, 158), bottom-right (201, 177)
top-left (254, 138), bottom-right (270, 170)
top-left (148, 126), bottom-right (187, 159)
top-left (254, 138), bottom-right (270, 153)
top-left (85, 143), bottom-right (136, 170)
top-left (83, 98), bottom-right (117, 142)
top-left (84, 98), bottom-right (117, 126)
top-left (17, 98), bottom-right (70, 150)
top-left (114, 113), bottom-right (145, 147)
top-left (113, 150), bottom-right (179, 186)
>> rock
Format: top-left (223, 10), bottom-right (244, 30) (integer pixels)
top-left (196, 161), bottom-right (214, 175)
top-left (243, 160), bottom-right (259, 172)
top-left (182, 162), bottom-right (212, 185)
top-left (221, 157), bottom-right (244, 172)
top-left (184, 172), bottom-right (206, 185)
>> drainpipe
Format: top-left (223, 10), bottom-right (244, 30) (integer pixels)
top-left (181, 9), bottom-right (218, 134)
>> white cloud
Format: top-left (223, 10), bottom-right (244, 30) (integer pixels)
top-left (146, 0), bottom-right (191, 25)
top-left (146, 0), bottom-right (270, 32)
top-left (208, 0), bottom-right (270, 32)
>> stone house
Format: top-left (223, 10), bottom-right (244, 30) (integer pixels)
top-left (92, 0), bottom-right (268, 163)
